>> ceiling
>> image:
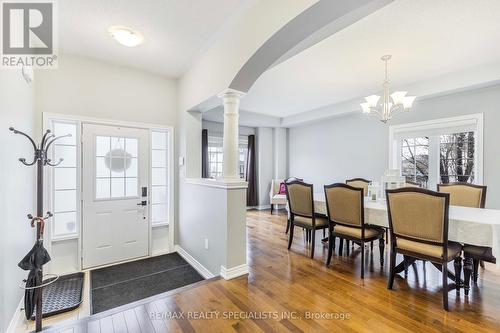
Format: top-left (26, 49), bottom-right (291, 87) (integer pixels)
top-left (241, 0), bottom-right (500, 117)
top-left (59, 0), bottom-right (246, 78)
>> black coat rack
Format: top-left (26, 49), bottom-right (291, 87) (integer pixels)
top-left (11, 127), bottom-right (71, 332)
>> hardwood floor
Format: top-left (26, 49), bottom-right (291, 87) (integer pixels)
top-left (43, 209), bottom-right (500, 332)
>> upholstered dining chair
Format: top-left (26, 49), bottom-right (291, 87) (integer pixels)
top-left (324, 183), bottom-right (385, 279)
top-left (346, 178), bottom-right (370, 194)
top-left (405, 181), bottom-right (421, 188)
top-left (345, 178), bottom-right (389, 248)
top-left (437, 182), bottom-right (494, 295)
top-left (286, 180), bottom-right (329, 259)
top-left (386, 188), bottom-right (462, 311)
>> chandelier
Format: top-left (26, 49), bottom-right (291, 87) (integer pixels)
top-left (360, 55), bottom-right (416, 123)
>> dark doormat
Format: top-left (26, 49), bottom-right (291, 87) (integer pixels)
top-left (90, 253), bottom-right (204, 314)
top-left (32, 272), bottom-right (84, 319)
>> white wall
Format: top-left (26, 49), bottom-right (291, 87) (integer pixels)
top-left (35, 53), bottom-right (177, 127)
top-left (0, 70), bottom-right (35, 333)
top-left (288, 84), bottom-right (500, 209)
top-left (34, 54), bottom-right (178, 274)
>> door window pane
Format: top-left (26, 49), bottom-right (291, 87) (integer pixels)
top-left (51, 120), bottom-right (79, 238)
top-left (54, 190), bottom-right (77, 212)
top-left (152, 150), bottom-right (166, 168)
top-left (152, 168), bottom-right (166, 186)
top-left (53, 212), bottom-right (77, 235)
top-left (125, 178), bottom-right (138, 197)
top-left (151, 130), bottom-right (169, 225)
top-left (54, 145), bottom-right (76, 168)
top-left (95, 136), bottom-right (139, 199)
top-left (152, 204), bottom-right (167, 223)
top-left (152, 186), bottom-right (167, 204)
top-left (55, 168), bottom-right (77, 190)
top-left (96, 178), bottom-right (110, 199)
top-left (111, 178), bottom-right (125, 197)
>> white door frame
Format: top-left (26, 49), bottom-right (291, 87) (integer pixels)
top-left (43, 112), bottom-right (175, 270)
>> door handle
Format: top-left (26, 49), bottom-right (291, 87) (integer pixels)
top-left (137, 201), bottom-right (147, 206)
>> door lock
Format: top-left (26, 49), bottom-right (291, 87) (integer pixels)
top-left (137, 201), bottom-right (147, 206)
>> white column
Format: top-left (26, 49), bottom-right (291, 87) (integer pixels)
top-left (218, 89), bottom-right (246, 180)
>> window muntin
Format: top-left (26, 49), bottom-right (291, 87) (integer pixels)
top-left (51, 121), bottom-right (78, 238)
top-left (95, 136), bottom-right (138, 199)
top-left (151, 130), bottom-right (169, 225)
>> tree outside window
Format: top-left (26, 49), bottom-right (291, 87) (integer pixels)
top-left (439, 132), bottom-right (475, 183)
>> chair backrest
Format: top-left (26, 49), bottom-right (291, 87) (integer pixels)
top-left (346, 178), bottom-right (370, 195)
top-left (285, 181), bottom-right (314, 218)
top-left (386, 188), bottom-right (449, 246)
top-left (324, 183), bottom-right (363, 228)
top-left (271, 179), bottom-right (284, 195)
top-left (437, 182), bottom-right (486, 208)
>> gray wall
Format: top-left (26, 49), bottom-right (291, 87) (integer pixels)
top-left (289, 84), bottom-right (500, 209)
top-left (0, 71), bottom-right (35, 332)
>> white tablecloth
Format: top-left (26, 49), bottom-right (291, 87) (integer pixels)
top-left (312, 193), bottom-right (500, 266)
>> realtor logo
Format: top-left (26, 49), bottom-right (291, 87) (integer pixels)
top-left (1, 0), bottom-right (57, 69)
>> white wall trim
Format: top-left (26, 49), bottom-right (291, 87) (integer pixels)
top-left (388, 113), bottom-right (484, 184)
top-left (247, 205), bottom-right (271, 210)
top-left (220, 264), bottom-right (249, 280)
top-left (6, 297), bottom-right (23, 333)
top-left (175, 245), bottom-right (215, 279)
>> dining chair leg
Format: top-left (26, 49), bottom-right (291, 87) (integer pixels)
top-left (346, 240), bottom-right (350, 256)
top-left (387, 249), bottom-right (396, 289)
top-left (473, 259), bottom-right (479, 283)
top-left (285, 218), bottom-right (290, 234)
top-left (385, 228), bottom-right (389, 244)
top-left (323, 229), bottom-right (325, 238)
top-left (454, 257), bottom-right (462, 295)
top-left (442, 263), bottom-right (449, 311)
top-left (326, 232), bottom-right (334, 266)
top-left (370, 241), bottom-right (374, 251)
top-left (339, 238), bottom-right (344, 256)
top-left (311, 229), bottom-right (316, 259)
top-left (361, 241), bottom-right (365, 279)
top-left (463, 257), bottom-right (473, 296)
top-left (270, 204), bottom-right (273, 215)
top-left (379, 238), bottom-right (385, 266)
top-left (287, 223), bottom-right (294, 250)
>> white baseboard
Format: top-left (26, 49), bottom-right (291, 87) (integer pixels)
top-left (220, 263), bottom-right (249, 280)
top-left (175, 245), bottom-right (215, 279)
top-left (6, 297), bottom-right (23, 333)
top-left (247, 205), bottom-right (271, 210)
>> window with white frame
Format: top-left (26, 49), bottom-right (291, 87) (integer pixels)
top-left (50, 120), bottom-right (79, 239)
top-left (151, 130), bottom-right (169, 225)
top-left (207, 135), bottom-right (247, 179)
top-left (390, 114), bottom-right (483, 189)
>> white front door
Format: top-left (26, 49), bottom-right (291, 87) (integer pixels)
top-left (82, 123), bottom-right (149, 269)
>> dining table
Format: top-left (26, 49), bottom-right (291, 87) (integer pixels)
top-left (311, 192), bottom-right (500, 287)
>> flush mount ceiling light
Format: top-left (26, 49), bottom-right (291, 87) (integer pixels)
top-left (108, 26), bottom-right (144, 47)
